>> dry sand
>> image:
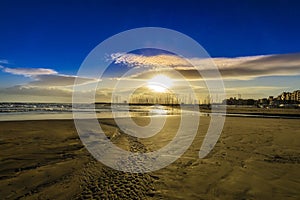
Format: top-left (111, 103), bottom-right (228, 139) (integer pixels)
top-left (0, 116), bottom-right (299, 199)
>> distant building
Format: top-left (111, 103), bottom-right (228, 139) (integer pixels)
top-left (223, 89), bottom-right (299, 108)
top-left (279, 92), bottom-right (292, 101)
top-left (268, 96), bottom-right (274, 102)
top-left (291, 90), bottom-right (300, 102)
top-left (276, 90), bottom-right (300, 103)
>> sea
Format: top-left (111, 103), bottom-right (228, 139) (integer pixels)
top-left (0, 102), bottom-right (298, 121)
top-left (0, 102), bottom-right (183, 121)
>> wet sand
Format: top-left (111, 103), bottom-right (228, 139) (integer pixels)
top-left (0, 116), bottom-right (299, 199)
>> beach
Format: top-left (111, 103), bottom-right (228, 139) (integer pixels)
top-left (0, 115), bottom-right (299, 199)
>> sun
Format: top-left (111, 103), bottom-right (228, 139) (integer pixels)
top-left (147, 75), bottom-right (173, 93)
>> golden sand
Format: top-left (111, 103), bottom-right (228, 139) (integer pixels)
top-left (0, 116), bottom-right (299, 199)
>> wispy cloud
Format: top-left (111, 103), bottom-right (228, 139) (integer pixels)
top-left (1, 85), bottom-right (72, 97)
top-left (27, 74), bottom-right (99, 87)
top-left (1, 52), bottom-right (299, 102)
top-left (1, 66), bottom-right (58, 76)
top-left (0, 59), bottom-right (9, 64)
top-left (110, 52), bottom-right (189, 69)
top-left (0, 65), bottom-right (100, 87)
top-left (109, 52), bottom-right (300, 80)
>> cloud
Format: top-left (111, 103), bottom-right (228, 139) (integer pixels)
top-left (27, 74), bottom-right (99, 87)
top-left (0, 59), bottom-right (9, 64)
top-left (1, 52), bottom-right (299, 102)
top-left (110, 52), bottom-right (190, 69)
top-left (0, 84), bottom-right (112, 102)
top-left (0, 64), bottom-right (106, 102)
top-left (109, 52), bottom-right (300, 80)
top-left (1, 66), bottom-right (58, 76)
top-left (1, 85), bottom-right (72, 97)
top-left (0, 65), bottom-right (100, 87)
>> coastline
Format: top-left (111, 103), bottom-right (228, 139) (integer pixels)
top-left (0, 106), bottom-right (299, 122)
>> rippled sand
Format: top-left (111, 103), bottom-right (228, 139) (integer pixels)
top-left (0, 116), bottom-right (299, 199)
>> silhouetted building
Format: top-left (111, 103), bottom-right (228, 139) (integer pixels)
top-left (223, 89), bottom-right (299, 108)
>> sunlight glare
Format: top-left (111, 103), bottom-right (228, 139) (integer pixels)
top-left (147, 75), bottom-right (173, 93)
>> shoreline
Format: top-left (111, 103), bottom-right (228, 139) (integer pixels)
top-left (0, 110), bottom-right (299, 122)
top-left (0, 103), bottom-right (299, 122)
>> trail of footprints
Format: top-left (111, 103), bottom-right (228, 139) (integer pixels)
top-left (76, 134), bottom-right (157, 199)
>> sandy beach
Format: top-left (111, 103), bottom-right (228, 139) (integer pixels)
top-left (0, 115), bottom-right (299, 199)
top-left (1, 0), bottom-right (300, 199)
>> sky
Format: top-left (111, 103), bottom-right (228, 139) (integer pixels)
top-left (0, 0), bottom-right (300, 102)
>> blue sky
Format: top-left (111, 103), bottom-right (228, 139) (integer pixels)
top-left (0, 0), bottom-right (300, 102)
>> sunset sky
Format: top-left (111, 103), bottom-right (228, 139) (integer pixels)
top-left (1, 0), bottom-right (300, 102)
